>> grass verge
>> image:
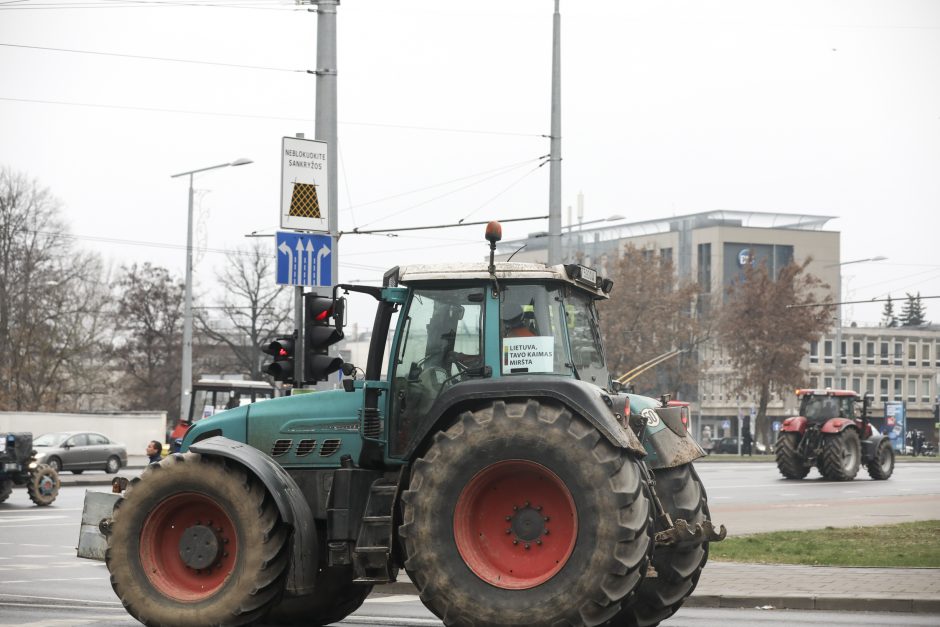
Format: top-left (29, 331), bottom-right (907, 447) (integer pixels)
top-left (708, 520), bottom-right (940, 567)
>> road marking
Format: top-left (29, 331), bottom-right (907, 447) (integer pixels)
top-left (0, 543), bottom-right (75, 549)
top-left (0, 593), bottom-right (121, 606)
top-left (0, 516), bottom-right (69, 523)
top-left (341, 617), bottom-right (441, 625)
top-left (365, 595), bottom-right (421, 604)
top-left (0, 577), bottom-right (102, 584)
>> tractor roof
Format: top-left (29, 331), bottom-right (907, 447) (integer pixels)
top-left (393, 262), bottom-right (610, 298)
top-left (795, 388), bottom-right (859, 398)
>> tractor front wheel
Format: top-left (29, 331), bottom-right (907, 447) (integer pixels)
top-left (609, 464), bottom-right (710, 627)
top-left (106, 453), bottom-right (289, 627)
top-left (27, 464), bottom-right (60, 506)
top-left (263, 525), bottom-right (372, 626)
top-left (0, 478), bottom-right (12, 503)
top-left (774, 433), bottom-right (809, 480)
top-left (400, 400), bottom-right (652, 627)
top-left (866, 438), bottom-right (895, 480)
top-left (819, 429), bottom-right (861, 481)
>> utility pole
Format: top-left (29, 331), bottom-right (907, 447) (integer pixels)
top-left (314, 0), bottom-right (339, 288)
top-left (547, 0), bottom-right (562, 265)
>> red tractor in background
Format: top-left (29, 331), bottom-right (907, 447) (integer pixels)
top-left (774, 389), bottom-right (894, 481)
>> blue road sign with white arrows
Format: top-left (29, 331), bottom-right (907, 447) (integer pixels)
top-left (275, 231), bottom-right (333, 287)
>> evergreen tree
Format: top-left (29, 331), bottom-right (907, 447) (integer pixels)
top-left (900, 292), bottom-right (927, 327)
top-left (881, 296), bottom-right (899, 327)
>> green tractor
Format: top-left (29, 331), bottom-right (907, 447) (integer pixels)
top-left (78, 222), bottom-right (723, 627)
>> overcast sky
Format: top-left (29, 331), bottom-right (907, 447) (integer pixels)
top-left (1, 0), bottom-right (938, 328)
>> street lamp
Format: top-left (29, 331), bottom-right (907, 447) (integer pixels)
top-left (827, 256), bottom-right (887, 384)
top-left (170, 158), bottom-right (253, 422)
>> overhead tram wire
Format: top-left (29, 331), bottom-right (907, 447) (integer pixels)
top-left (354, 157), bottom-right (548, 230)
top-left (0, 0), bottom-right (296, 10)
top-left (0, 43), bottom-right (305, 73)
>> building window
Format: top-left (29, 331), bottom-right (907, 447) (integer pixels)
top-left (894, 342), bottom-right (903, 366)
top-left (866, 341), bottom-right (875, 365)
top-left (824, 377), bottom-right (833, 389)
top-left (880, 341), bottom-right (889, 365)
top-left (840, 341), bottom-right (847, 365)
top-left (908, 342), bottom-right (917, 367)
top-left (923, 343), bottom-right (931, 367)
top-left (880, 378), bottom-right (889, 403)
top-left (923, 378), bottom-right (932, 404)
top-left (894, 378), bottom-right (902, 401)
top-left (865, 378), bottom-right (874, 395)
top-left (839, 377), bottom-right (847, 390)
top-left (852, 378), bottom-right (861, 394)
top-left (908, 379), bottom-right (917, 403)
top-left (697, 243), bottom-right (712, 292)
top-left (809, 376), bottom-right (819, 388)
top-left (660, 247), bottom-right (673, 266)
top-left (852, 341), bottom-right (861, 365)
top-left (810, 340), bottom-right (819, 363)
top-left (824, 340), bottom-right (833, 364)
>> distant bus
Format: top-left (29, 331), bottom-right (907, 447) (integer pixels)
top-left (188, 379), bottom-right (276, 423)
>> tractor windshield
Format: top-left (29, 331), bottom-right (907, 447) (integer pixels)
top-left (800, 394), bottom-right (855, 421)
top-left (500, 284), bottom-right (610, 386)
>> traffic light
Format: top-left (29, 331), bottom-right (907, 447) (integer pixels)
top-left (263, 335), bottom-right (296, 384)
top-left (304, 294), bottom-right (344, 382)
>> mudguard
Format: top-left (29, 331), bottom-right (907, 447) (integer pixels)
top-left (398, 376), bottom-right (645, 459)
top-left (628, 395), bottom-right (705, 469)
top-left (189, 436), bottom-right (317, 596)
top-left (820, 417), bottom-right (855, 434)
top-left (780, 416), bottom-right (807, 435)
top-left (861, 432), bottom-right (890, 462)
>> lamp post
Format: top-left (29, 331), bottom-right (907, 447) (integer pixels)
top-left (170, 158), bottom-right (253, 422)
top-left (828, 256), bottom-right (887, 385)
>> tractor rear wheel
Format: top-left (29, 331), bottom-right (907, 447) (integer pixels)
top-left (774, 433), bottom-right (809, 480)
top-left (866, 438), bottom-right (895, 480)
top-left (400, 400), bottom-right (652, 627)
top-left (819, 429), bottom-right (861, 481)
top-left (27, 464), bottom-right (60, 506)
top-left (608, 464), bottom-right (710, 627)
top-left (107, 453), bottom-right (289, 627)
top-left (0, 479), bottom-right (12, 503)
top-left (263, 525), bottom-right (372, 626)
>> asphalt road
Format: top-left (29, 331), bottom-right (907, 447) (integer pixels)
top-left (1, 461), bottom-right (937, 625)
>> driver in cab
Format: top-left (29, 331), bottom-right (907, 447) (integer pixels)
top-left (503, 303), bottom-right (536, 338)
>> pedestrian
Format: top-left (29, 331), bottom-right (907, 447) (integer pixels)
top-left (742, 420), bottom-right (753, 456)
top-left (146, 440), bottom-right (162, 464)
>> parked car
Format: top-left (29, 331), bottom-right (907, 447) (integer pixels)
top-left (32, 432), bottom-right (127, 474)
top-left (710, 437), bottom-right (767, 455)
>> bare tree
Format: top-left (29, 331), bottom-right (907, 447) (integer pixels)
top-left (196, 241), bottom-right (292, 380)
top-left (598, 245), bottom-right (707, 398)
top-left (717, 258), bottom-right (833, 445)
top-left (112, 263), bottom-right (184, 421)
top-left (0, 167), bottom-right (111, 411)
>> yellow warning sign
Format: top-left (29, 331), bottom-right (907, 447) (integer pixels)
top-left (289, 182), bottom-right (321, 219)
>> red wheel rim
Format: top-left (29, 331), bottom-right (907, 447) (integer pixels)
top-left (454, 460), bottom-right (577, 589)
top-left (139, 492), bottom-right (237, 601)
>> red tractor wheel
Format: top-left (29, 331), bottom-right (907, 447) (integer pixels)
top-left (819, 429), bottom-right (861, 481)
top-left (107, 453), bottom-right (289, 627)
top-left (453, 459), bottom-right (577, 589)
top-left (774, 433), bottom-right (809, 480)
top-left (27, 463), bottom-right (60, 506)
top-left (400, 400), bottom-right (652, 626)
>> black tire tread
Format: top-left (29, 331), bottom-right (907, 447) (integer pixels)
top-left (26, 463), bottom-right (59, 506)
top-left (819, 429), bottom-right (861, 481)
top-left (0, 478), bottom-right (12, 503)
top-left (866, 439), bottom-right (895, 480)
top-left (774, 433), bottom-right (809, 480)
top-left (399, 399), bottom-right (652, 627)
top-left (106, 452), bottom-right (289, 627)
top-left (609, 464), bottom-right (709, 627)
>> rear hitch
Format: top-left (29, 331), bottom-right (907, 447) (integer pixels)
top-left (655, 518), bottom-right (727, 547)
